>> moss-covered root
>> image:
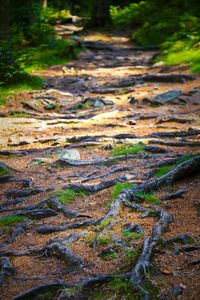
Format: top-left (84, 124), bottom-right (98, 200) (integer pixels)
top-left (130, 208), bottom-right (173, 298)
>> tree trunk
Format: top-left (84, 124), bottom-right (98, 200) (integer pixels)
top-left (0, 0), bottom-right (10, 39)
top-left (43, 0), bottom-right (47, 9)
top-left (89, 0), bottom-right (112, 28)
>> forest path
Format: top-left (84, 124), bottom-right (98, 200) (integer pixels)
top-left (0, 27), bottom-right (200, 300)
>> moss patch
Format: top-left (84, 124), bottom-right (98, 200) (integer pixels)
top-left (111, 183), bottom-right (135, 200)
top-left (135, 191), bottom-right (160, 205)
top-left (154, 165), bottom-right (173, 178)
top-left (122, 230), bottom-right (143, 239)
top-left (0, 215), bottom-right (26, 231)
top-left (56, 188), bottom-right (89, 205)
top-left (112, 142), bottom-right (145, 157)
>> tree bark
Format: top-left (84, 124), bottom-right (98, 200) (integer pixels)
top-left (42, 0), bottom-right (47, 9)
top-left (0, 0), bottom-right (10, 39)
top-left (89, 0), bottom-right (112, 28)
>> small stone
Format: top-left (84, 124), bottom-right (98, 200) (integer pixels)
top-left (154, 90), bottom-right (182, 103)
top-left (56, 149), bottom-right (81, 160)
top-left (44, 102), bottom-right (56, 110)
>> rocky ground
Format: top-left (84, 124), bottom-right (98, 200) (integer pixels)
top-left (0, 28), bottom-right (200, 300)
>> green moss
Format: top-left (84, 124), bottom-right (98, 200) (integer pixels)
top-left (99, 217), bottom-right (114, 229)
top-left (58, 286), bottom-right (82, 298)
top-left (111, 183), bottom-right (135, 200)
top-left (112, 142), bottom-right (145, 157)
top-left (0, 73), bottom-right (43, 106)
top-left (125, 250), bottom-right (139, 260)
top-left (135, 191), bottom-right (160, 205)
top-left (176, 154), bottom-right (193, 164)
top-left (164, 48), bottom-right (200, 73)
top-left (0, 166), bottom-right (13, 176)
top-left (122, 230), bottom-right (143, 239)
top-left (96, 234), bottom-right (112, 246)
top-left (154, 165), bottom-right (173, 178)
top-left (108, 278), bottom-right (140, 300)
top-left (0, 215), bottom-right (26, 231)
top-left (56, 189), bottom-right (76, 205)
top-left (56, 188), bottom-right (89, 205)
top-left (11, 112), bottom-right (30, 117)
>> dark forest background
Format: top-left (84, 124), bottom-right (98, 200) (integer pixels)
top-left (0, 0), bottom-right (200, 88)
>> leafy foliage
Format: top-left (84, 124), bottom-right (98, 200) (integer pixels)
top-left (111, 0), bottom-right (200, 72)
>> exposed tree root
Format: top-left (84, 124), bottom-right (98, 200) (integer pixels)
top-left (5, 188), bottom-right (46, 199)
top-left (81, 166), bottom-right (133, 183)
top-left (44, 241), bottom-right (84, 271)
top-left (12, 273), bottom-right (131, 300)
top-left (5, 155), bottom-right (200, 299)
top-left (0, 221), bottom-right (30, 250)
top-left (160, 189), bottom-right (188, 201)
top-left (150, 139), bottom-right (200, 147)
top-left (138, 155), bottom-right (200, 192)
top-left (130, 209), bottom-right (173, 297)
top-left (0, 257), bottom-right (14, 286)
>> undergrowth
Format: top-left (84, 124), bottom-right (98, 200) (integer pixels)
top-left (0, 74), bottom-right (43, 105)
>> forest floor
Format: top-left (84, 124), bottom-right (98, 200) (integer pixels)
top-left (0, 25), bottom-right (200, 300)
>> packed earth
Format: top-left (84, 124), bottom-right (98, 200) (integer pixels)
top-left (0, 26), bottom-right (200, 300)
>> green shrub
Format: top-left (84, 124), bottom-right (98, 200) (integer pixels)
top-left (0, 41), bottom-right (20, 84)
top-left (43, 8), bottom-right (72, 25)
top-left (110, 2), bottom-right (146, 28)
top-left (18, 39), bottom-right (79, 72)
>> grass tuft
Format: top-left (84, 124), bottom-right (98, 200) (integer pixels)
top-left (111, 183), bottom-right (135, 200)
top-left (154, 165), bottom-right (173, 178)
top-left (0, 166), bottom-right (13, 176)
top-left (164, 48), bottom-right (200, 74)
top-left (0, 74), bottom-right (43, 105)
top-left (122, 230), bottom-right (143, 239)
top-left (112, 142), bottom-right (145, 157)
top-left (0, 215), bottom-right (26, 231)
top-left (56, 188), bottom-right (89, 205)
top-left (96, 234), bottom-right (113, 246)
top-left (135, 191), bottom-right (160, 205)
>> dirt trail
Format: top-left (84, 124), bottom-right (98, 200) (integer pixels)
top-left (0, 28), bottom-right (200, 300)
